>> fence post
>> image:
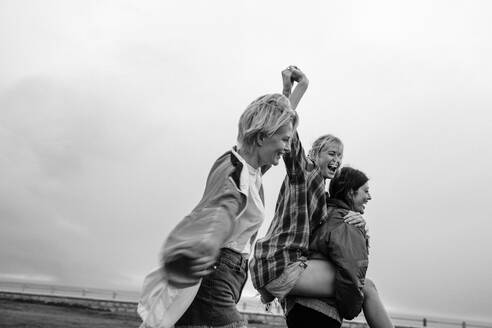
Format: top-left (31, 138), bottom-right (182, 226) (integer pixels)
top-left (462, 321), bottom-right (466, 328)
top-left (423, 318), bottom-right (427, 327)
top-left (113, 291), bottom-right (117, 299)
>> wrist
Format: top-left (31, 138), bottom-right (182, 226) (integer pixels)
top-left (298, 77), bottom-right (309, 86)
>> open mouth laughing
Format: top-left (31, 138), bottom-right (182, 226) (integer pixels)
top-left (327, 162), bottom-right (339, 174)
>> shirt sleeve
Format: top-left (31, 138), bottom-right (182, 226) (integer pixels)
top-left (162, 159), bottom-right (243, 287)
top-left (283, 132), bottom-right (308, 181)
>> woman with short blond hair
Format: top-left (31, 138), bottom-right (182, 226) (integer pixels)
top-left (149, 83), bottom-right (305, 328)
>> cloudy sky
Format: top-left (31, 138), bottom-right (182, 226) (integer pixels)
top-left (1, 0), bottom-right (491, 323)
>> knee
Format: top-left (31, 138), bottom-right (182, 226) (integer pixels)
top-left (363, 278), bottom-right (378, 296)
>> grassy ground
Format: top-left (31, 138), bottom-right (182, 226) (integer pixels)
top-left (0, 299), bottom-right (142, 328)
top-left (0, 299), bottom-right (280, 328)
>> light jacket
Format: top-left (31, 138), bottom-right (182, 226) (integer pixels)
top-left (309, 198), bottom-right (369, 320)
top-left (162, 149), bottom-right (265, 287)
top-left (138, 149), bottom-right (266, 328)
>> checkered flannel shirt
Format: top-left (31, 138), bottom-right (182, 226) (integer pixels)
top-left (250, 131), bottom-right (328, 290)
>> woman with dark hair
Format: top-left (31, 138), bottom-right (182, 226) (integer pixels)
top-left (329, 167), bottom-right (371, 215)
top-left (285, 167), bottom-right (386, 328)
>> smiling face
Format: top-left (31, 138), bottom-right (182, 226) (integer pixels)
top-left (350, 182), bottom-right (372, 214)
top-left (316, 144), bottom-right (343, 179)
top-left (258, 123), bottom-right (293, 166)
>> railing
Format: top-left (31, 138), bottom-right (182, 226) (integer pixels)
top-left (0, 280), bottom-right (139, 302)
top-left (387, 314), bottom-right (492, 328)
top-left (0, 280), bottom-right (491, 328)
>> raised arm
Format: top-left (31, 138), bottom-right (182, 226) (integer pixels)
top-left (280, 66), bottom-right (311, 174)
top-left (282, 65), bottom-right (309, 111)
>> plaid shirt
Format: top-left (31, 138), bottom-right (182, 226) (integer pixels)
top-left (249, 132), bottom-right (328, 290)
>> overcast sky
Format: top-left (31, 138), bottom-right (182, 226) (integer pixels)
top-left (1, 0), bottom-right (491, 323)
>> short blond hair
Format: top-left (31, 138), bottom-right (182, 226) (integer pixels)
top-left (237, 94), bottom-right (298, 153)
top-left (308, 134), bottom-right (344, 161)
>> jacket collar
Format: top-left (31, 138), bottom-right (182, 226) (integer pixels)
top-left (326, 198), bottom-right (352, 211)
top-left (230, 147), bottom-right (250, 194)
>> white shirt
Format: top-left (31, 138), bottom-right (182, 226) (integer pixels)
top-left (223, 149), bottom-right (265, 255)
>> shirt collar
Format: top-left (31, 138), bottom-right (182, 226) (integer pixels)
top-left (231, 147), bottom-right (261, 173)
top-left (230, 147), bottom-right (255, 193)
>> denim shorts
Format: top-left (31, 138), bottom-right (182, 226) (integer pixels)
top-left (258, 260), bottom-right (307, 303)
top-left (175, 248), bottom-right (248, 328)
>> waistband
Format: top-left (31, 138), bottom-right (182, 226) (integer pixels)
top-left (219, 247), bottom-right (248, 270)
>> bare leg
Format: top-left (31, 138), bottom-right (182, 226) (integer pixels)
top-left (288, 261), bottom-right (393, 328)
top-left (362, 279), bottom-right (394, 328)
top-left (286, 261), bottom-right (393, 328)
top-left (289, 259), bottom-right (335, 297)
